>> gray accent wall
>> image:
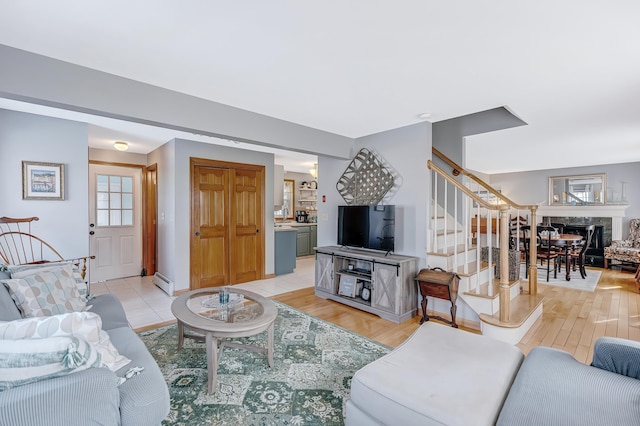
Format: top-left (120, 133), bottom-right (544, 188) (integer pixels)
top-left (0, 109), bottom-right (89, 260)
top-left (316, 121), bottom-right (432, 264)
top-left (0, 44), bottom-right (354, 161)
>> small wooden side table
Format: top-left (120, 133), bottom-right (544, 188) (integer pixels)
top-left (415, 268), bottom-right (460, 328)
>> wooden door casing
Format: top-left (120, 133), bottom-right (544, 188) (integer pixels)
top-left (144, 164), bottom-right (157, 276)
top-left (191, 158), bottom-right (264, 289)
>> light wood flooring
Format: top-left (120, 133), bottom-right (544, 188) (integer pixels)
top-left (274, 267), bottom-right (640, 364)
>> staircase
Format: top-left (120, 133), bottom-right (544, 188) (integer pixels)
top-left (427, 149), bottom-right (544, 344)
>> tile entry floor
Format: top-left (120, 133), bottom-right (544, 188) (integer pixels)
top-left (90, 256), bottom-right (316, 330)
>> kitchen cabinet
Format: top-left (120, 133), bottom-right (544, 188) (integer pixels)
top-left (275, 228), bottom-right (296, 275)
top-left (295, 224), bottom-right (317, 257)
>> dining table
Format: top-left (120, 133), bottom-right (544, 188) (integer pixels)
top-left (548, 233), bottom-right (585, 281)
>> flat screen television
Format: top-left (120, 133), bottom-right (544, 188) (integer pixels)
top-left (337, 205), bottom-right (395, 252)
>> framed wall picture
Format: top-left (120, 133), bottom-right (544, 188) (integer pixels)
top-left (22, 161), bottom-right (65, 200)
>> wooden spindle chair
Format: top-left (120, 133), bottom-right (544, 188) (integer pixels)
top-left (0, 216), bottom-right (92, 280)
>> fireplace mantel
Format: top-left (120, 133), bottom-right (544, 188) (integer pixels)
top-left (536, 204), bottom-right (628, 240)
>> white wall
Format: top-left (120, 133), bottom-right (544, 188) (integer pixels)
top-left (150, 138), bottom-right (276, 291)
top-left (0, 109), bottom-right (89, 259)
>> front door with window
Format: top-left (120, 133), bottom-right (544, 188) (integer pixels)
top-left (89, 164), bottom-right (143, 282)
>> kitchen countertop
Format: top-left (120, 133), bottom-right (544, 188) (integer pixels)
top-left (275, 222), bottom-right (317, 228)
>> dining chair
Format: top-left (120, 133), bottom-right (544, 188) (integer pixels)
top-left (509, 215), bottom-right (528, 257)
top-left (567, 225), bottom-right (595, 279)
top-left (521, 225), bottom-right (557, 280)
top-left (536, 225), bottom-right (561, 282)
top-left (521, 225), bottom-right (532, 278)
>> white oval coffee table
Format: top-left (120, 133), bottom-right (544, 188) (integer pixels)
top-left (171, 288), bottom-right (278, 394)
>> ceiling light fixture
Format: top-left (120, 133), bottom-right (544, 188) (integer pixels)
top-left (309, 163), bottom-right (318, 179)
top-left (417, 112), bottom-right (432, 120)
top-left (113, 141), bottom-right (129, 151)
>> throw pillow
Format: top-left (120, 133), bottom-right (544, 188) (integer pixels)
top-left (1, 268), bottom-right (86, 317)
top-left (8, 262), bottom-right (89, 300)
top-left (0, 335), bottom-right (102, 391)
top-left (0, 311), bottom-right (130, 372)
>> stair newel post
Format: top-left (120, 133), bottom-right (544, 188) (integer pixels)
top-left (529, 207), bottom-right (538, 295)
top-left (499, 205), bottom-right (511, 322)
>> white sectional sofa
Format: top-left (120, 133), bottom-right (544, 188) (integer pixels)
top-left (346, 321), bottom-right (640, 426)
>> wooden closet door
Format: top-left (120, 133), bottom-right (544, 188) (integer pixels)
top-left (191, 158), bottom-right (265, 289)
top-left (230, 168), bottom-right (263, 284)
top-left (192, 166), bottom-right (229, 288)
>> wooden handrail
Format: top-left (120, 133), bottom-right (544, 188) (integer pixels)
top-left (427, 160), bottom-right (500, 210)
top-left (432, 147), bottom-right (538, 211)
top-left (428, 153), bottom-right (540, 319)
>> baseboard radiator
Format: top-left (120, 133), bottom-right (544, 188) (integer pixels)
top-left (153, 272), bottom-right (174, 296)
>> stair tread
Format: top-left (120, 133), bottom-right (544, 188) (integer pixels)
top-left (435, 229), bottom-right (464, 236)
top-left (463, 277), bottom-right (519, 299)
top-left (479, 294), bottom-right (544, 328)
top-left (428, 244), bottom-right (477, 257)
top-left (452, 261), bottom-right (491, 277)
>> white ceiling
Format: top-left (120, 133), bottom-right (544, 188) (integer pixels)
top-left (1, 1), bottom-right (639, 174)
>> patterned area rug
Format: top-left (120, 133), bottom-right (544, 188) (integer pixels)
top-left (519, 263), bottom-right (601, 292)
top-left (138, 301), bottom-right (390, 425)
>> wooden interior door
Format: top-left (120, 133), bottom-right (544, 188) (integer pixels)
top-left (192, 165), bottom-right (229, 289)
top-left (191, 158), bottom-right (264, 289)
top-left (230, 169), bottom-right (263, 283)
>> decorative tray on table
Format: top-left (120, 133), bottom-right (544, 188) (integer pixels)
top-left (201, 293), bottom-right (245, 309)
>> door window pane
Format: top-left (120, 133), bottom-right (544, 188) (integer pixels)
top-left (110, 210), bottom-right (121, 226)
top-left (122, 210), bottom-right (133, 226)
top-left (97, 175), bottom-right (109, 192)
top-left (110, 176), bottom-right (121, 192)
top-left (122, 193), bottom-right (133, 209)
top-left (122, 176), bottom-right (133, 193)
top-left (96, 173), bottom-right (134, 227)
top-left (97, 210), bottom-right (109, 227)
top-left (110, 193), bottom-right (121, 209)
top-left (97, 192), bottom-right (109, 209)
